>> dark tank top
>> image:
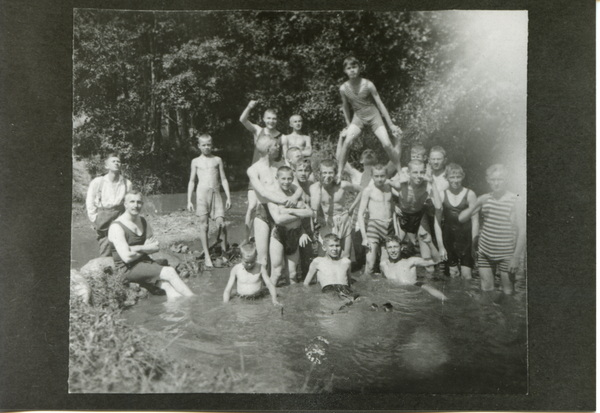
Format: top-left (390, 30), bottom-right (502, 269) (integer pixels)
top-left (442, 189), bottom-right (472, 235)
top-left (110, 217), bottom-right (150, 271)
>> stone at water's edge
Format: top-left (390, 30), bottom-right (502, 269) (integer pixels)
top-left (70, 269), bottom-right (92, 304)
top-left (79, 257), bottom-right (116, 280)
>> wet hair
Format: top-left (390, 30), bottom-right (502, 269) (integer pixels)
top-left (256, 134), bottom-right (276, 154)
top-left (445, 163), bottom-right (465, 178)
top-left (410, 143), bottom-right (427, 157)
top-left (408, 160), bottom-right (425, 171)
top-left (384, 235), bottom-right (402, 247)
top-left (322, 233), bottom-right (341, 244)
top-left (104, 153), bottom-right (121, 162)
top-left (276, 165), bottom-right (294, 177)
top-left (124, 189), bottom-right (143, 201)
top-left (286, 146), bottom-right (302, 161)
top-left (198, 134), bottom-right (212, 143)
top-left (343, 56), bottom-right (361, 69)
top-left (429, 145), bottom-right (446, 158)
top-left (264, 108), bottom-right (278, 118)
top-left (296, 157), bottom-right (312, 172)
top-left (319, 159), bottom-right (338, 175)
top-left (240, 241), bottom-right (257, 257)
top-left (486, 164), bottom-right (507, 178)
top-left (372, 163), bottom-right (388, 174)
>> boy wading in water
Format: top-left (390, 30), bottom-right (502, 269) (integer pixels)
top-left (310, 160), bottom-right (362, 259)
top-left (187, 134), bottom-right (231, 268)
top-left (337, 56), bottom-right (402, 182)
top-left (380, 235), bottom-right (447, 301)
top-left (459, 164), bottom-right (526, 295)
top-left (267, 166), bottom-right (313, 286)
top-left (303, 233), bottom-right (353, 296)
top-left (109, 191), bottom-right (194, 301)
top-left (240, 100), bottom-right (283, 242)
top-left (282, 114), bottom-right (312, 160)
top-left (223, 242), bottom-right (280, 306)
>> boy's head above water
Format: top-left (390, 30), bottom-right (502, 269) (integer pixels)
top-left (295, 158), bottom-right (312, 182)
top-left (384, 236), bottom-right (403, 262)
top-left (197, 134), bottom-right (213, 155)
top-left (276, 166), bottom-right (294, 191)
top-left (239, 242), bottom-right (257, 270)
top-left (486, 164), bottom-right (508, 193)
top-left (429, 146), bottom-right (446, 172)
top-left (289, 114), bottom-right (303, 131)
top-left (319, 159), bottom-right (338, 186)
top-left (322, 233), bottom-right (341, 259)
top-left (410, 143), bottom-right (427, 162)
top-left (408, 160), bottom-right (427, 185)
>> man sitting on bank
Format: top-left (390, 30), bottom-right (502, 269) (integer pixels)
top-left (108, 190), bottom-right (195, 300)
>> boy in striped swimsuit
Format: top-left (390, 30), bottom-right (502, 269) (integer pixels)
top-left (459, 164), bottom-right (526, 294)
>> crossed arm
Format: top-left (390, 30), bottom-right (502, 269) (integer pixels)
top-left (108, 223), bottom-right (159, 264)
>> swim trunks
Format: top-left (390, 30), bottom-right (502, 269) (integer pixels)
top-left (237, 289), bottom-right (270, 300)
top-left (342, 80), bottom-right (385, 133)
top-left (255, 203), bottom-right (274, 228)
top-left (397, 210), bottom-right (425, 234)
top-left (196, 187), bottom-right (224, 220)
top-left (271, 225), bottom-right (304, 255)
top-left (319, 211), bottom-right (352, 244)
top-left (366, 218), bottom-right (395, 244)
top-left (442, 189), bottom-right (474, 269)
top-left (322, 284), bottom-right (353, 295)
top-left (477, 251), bottom-right (510, 274)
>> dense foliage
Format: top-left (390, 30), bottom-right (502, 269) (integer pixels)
top-left (74, 10), bottom-right (526, 195)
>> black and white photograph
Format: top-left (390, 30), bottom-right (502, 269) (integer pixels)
top-left (69, 9), bottom-right (529, 394)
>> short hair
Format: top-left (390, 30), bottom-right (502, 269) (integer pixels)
top-left (124, 189), bottom-right (143, 201)
top-left (289, 114), bottom-right (302, 122)
top-left (372, 163), bottom-right (388, 174)
top-left (322, 233), bottom-right (340, 244)
top-left (286, 146), bottom-right (302, 161)
top-left (256, 134), bottom-right (276, 154)
top-left (239, 241), bottom-right (257, 257)
top-left (343, 56), bottom-right (360, 69)
top-left (319, 159), bottom-right (338, 175)
top-left (410, 143), bottom-right (427, 157)
top-left (408, 160), bottom-right (425, 171)
top-left (104, 153), bottom-right (120, 162)
top-left (276, 165), bottom-right (294, 177)
top-left (445, 163), bottom-right (464, 178)
top-left (486, 164), bottom-right (507, 178)
top-left (198, 133), bottom-right (212, 143)
top-left (429, 146), bottom-right (446, 158)
top-left (384, 235), bottom-right (402, 247)
top-left (296, 157), bottom-right (312, 171)
top-left (264, 108), bottom-right (278, 118)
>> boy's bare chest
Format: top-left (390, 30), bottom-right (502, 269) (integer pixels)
top-left (322, 186), bottom-right (345, 205)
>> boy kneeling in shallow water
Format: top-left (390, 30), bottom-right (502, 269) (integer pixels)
top-left (223, 242), bottom-right (280, 306)
top-left (380, 235), bottom-right (447, 301)
top-left (303, 233), bottom-right (353, 296)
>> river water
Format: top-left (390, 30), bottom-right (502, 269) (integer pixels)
top-left (72, 191), bottom-right (527, 394)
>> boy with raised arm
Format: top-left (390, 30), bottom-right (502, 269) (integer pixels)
top-left (458, 164), bottom-right (526, 295)
top-left (240, 100), bottom-right (283, 242)
top-left (357, 164), bottom-right (396, 277)
top-left (282, 114), bottom-right (312, 160)
top-left (337, 56), bottom-right (402, 182)
top-left (380, 235), bottom-right (447, 301)
top-left (267, 166), bottom-right (313, 286)
top-left (310, 160), bottom-right (362, 259)
top-left (223, 242), bottom-right (280, 306)
top-left (187, 134), bottom-right (231, 268)
top-left (303, 233), bottom-right (353, 296)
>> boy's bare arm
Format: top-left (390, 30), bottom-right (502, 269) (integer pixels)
top-left (357, 188), bottom-right (371, 244)
top-left (187, 159), bottom-right (197, 211)
top-left (247, 167), bottom-right (287, 205)
top-left (108, 224), bottom-right (146, 264)
top-left (309, 182), bottom-right (321, 219)
top-left (467, 190), bottom-right (480, 240)
top-left (341, 181), bottom-right (363, 194)
top-left (367, 81), bottom-right (401, 135)
top-left (303, 259), bottom-right (319, 286)
top-left (217, 158), bottom-right (232, 210)
top-left (240, 100), bottom-right (260, 135)
top-left (261, 268), bottom-right (281, 306)
top-left (223, 267), bottom-right (238, 303)
top-left (302, 135), bottom-right (312, 157)
top-left (339, 86), bottom-right (353, 127)
top-left (458, 193), bottom-right (490, 223)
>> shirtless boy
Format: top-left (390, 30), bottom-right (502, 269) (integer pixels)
top-left (310, 160), bottom-right (362, 258)
top-left (285, 146), bottom-right (303, 170)
top-left (282, 114), bottom-right (312, 160)
top-left (267, 166), bottom-right (313, 285)
top-left (294, 158), bottom-right (317, 280)
top-left (357, 164), bottom-right (396, 276)
top-left (303, 233), bottom-right (353, 296)
top-left (240, 100), bottom-right (283, 241)
top-left (380, 235), bottom-right (447, 300)
top-left (223, 242), bottom-right (280, 306)
top-left (187, 134), bottom-right (231, 268)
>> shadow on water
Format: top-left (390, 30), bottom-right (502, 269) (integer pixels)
top-left (73, 192), bottom-right (527, 393)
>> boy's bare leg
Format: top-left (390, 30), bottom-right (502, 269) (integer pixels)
top-left (341, 232), bottom-right (353, 259)
top-left (337, 124), bottom-right (362, 180)
top-left (374, 126), bottom-right (401, 171)
top-left (158, 280), bottom-right (183, 301)
top-left (417, 224), bottom-right (435, 273)
top-left (365, 241), bottom-right (379, 277)
top-left (500, 270), bottom-right (515, 295)
top-left (254, 218), bottom-right (271, 275)
top-left (287, 250), bottom-right (300, 284)
top-left (245, 190), bottom-right (257, 241)
top-left (198, 214), bottom-right (213, 267)
top-left (159, 266), bottom-right (194, 297)
top-left (478, 267), bottom-right (495, 291)
top-left (269, 236), bottom-right (286, 286)
top-left (216, 217), bottom-right (228, 256)
top-left (460, 266), bottom-right (472, 280)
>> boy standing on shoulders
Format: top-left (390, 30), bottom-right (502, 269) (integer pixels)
top-left (303, 233), bottom-right (353, 296)
top-left (86, 153), bottom-right (132, 257)
top-left (282, 114), bottom-right (312, 160)
top-left (380, 235), bottom-right (447, 300)
top-left (459, 164), bottom-right (526, 294)
top-left (357, 164), bottom-right (396, 277)
top-left (240, 100), bottom-right (283, 242)
top-left (187, 134), bottom-right (231, 269)
top-left (223, 242), bottom-right (280, 306)
top-left (267, 166), bottom-right (313, 286)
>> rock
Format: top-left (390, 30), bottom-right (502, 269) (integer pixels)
top-left (382, 302), bottom-right (394, 312)
top-left (370, 303), bottom-right (379, 311)
top-left (181, 245), bottom-right (189, 253)
top-left (70, 269), bottom-right (92, 304)
top-left (79, 257), bottom-right (115, 281)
